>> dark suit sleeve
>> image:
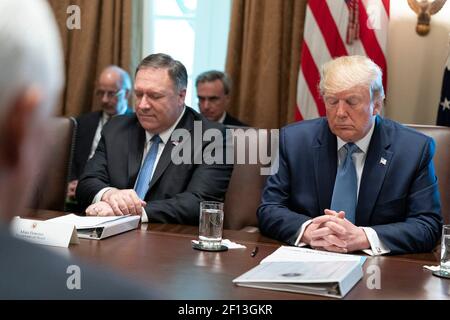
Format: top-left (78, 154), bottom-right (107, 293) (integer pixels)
top-left (371, 137), bottom-right (442, 254)
top-left (76, 135), bottom-right (111, 208)
top-left (145, 129), bottom-right (233, 225)
top-left (257, 128), bottom-right (312, 244)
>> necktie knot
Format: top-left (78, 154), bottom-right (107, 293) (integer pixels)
top-left (344, 142), bottom-right (359, 157)
top-left (151, 134), bottom-right (162, 145)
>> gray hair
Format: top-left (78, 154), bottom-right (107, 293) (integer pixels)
top-left (135, 53), bottom-right (187, 92)
top-left (102, 65), bottom-right (132, 91)
top-left (195, 70), bottom-right (231, 95)
top-left (0, 0), bottom-right (63, 123)
top-left (319, 55), bottom-right (385, 102)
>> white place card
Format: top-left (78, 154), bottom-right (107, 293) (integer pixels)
top-left (10, 217), bottom-right (79, 248)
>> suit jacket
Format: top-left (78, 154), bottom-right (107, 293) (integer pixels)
top-left (0, 225), bottom-right (157, 299)
top-left (77, 107), bottom-right (233, 225)
top-left (71, 109), bottom-right (134, 180)
top-left (223, 113), bottom-right (248, 127)
top-left (257, 116), bottom-right (442, 254)
top-left (70, 111), bottom-right (102, 180)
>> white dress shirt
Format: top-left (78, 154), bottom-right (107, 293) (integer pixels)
top-left (294, 119), bottom-right (390, 256)
top-left (88, 112), bottom-right (110, 160)
top-left (217, 112), bottom-right (226, 124)
top-left (92, 107), bottom-right (187, 223)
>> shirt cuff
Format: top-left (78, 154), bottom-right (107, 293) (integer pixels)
top-left (92, 187), bottom-right (113, 204)
top-left (141, 207), bottom-right (148, 223)
top-left (294, 220), bottom-right (313, 246)
top-left (361, 227), bottom-right (390, 256)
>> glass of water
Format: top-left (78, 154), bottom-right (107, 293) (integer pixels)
top-left (199, 201), bottom-right (224, 249)
top-left (440, 225), bottom-right (450, 275)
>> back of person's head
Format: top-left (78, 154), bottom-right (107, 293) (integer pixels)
top-left (0, 0), bottom-right (63, 221)
top-left (319, 55), bottom-right (385, 102)
top-left (195, 70), bottom-right (231, 95)
top-left (136, 53), bottom-right (187, 92)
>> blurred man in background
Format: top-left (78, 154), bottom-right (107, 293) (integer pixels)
top-left (67, 66), bottom-right (133, 201)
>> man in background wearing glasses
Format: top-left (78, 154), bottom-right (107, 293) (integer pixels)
top-left (67, 66), bottom-right (133, 204)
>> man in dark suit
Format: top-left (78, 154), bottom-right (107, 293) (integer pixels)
top-left (0, 0), bottom-right (156, 299)
top-left (67, 66), bottom-right (133, 201)
top-left (196, 70), bottom-right (248, 127)
top-left (258, 55), bottom-right (442, 255)
top-left (76, 54), bottom-right (233, 225)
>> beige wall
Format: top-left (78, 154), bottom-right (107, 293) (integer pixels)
top-left (385, 0), bottom-right (450, 125)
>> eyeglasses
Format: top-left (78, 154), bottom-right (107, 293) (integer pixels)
top-left (95, 89), bottom-right (123, 99)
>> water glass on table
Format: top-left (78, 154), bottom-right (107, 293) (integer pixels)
top-left (198, 201), bottom-right (224, 250)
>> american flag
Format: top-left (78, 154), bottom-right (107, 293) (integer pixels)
top-left (437, 50), bottom-right (450, 127)
top-left (295, 0), bottom-right (390, 121)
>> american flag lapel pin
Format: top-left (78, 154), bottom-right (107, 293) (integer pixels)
top-left (380, 157), bottom-right (387, 165)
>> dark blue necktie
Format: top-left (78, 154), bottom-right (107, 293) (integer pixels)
top-left (135, 135), bottom-right (161, 200)
top-left (330, 143), bottom-right (359, 223)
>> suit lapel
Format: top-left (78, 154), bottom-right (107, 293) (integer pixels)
top-left (127, 118), bottom-right (146, 188)
top-left (356, 116), bottom-right (393, 225)
top-left (313, 119), bottom-right (338, 216)
top-left (79, 111), bottom-right (102, 163)
top-left (148, 109), bottom-right (195, 191)
top-left (87, 111), bottom-right (103, 142)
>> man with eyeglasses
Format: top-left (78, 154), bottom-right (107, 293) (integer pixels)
top-left (67, 66), bottom-right (133, 203)
top-left (196, 70), bottom-right (247, 127)
top-left (258, 55), bottom-right (442, 255)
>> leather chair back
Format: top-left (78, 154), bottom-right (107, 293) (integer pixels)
top-left (29, 117), bottom-right (76, 211)
top-left (223, 128), bottom-right (273, 230)
top-left (406, 124), bottom-right (450, 224)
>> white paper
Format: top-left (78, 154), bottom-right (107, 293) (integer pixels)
top-left (47, 213), bottom-right (133, 229)
top-left (261, 246), bottom-right (367, 266)
top-left (222, 239), bottom-right (246, 249)
top-left (423, 265), bottom-right (440, 272)
top-left (236, 261), bottom-right (357, 282)
top-left (191, 239), bottom-right (246, 249)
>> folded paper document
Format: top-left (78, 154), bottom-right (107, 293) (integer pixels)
top-left (48, 214), bottom-right (140, 240)
top-left (233, 246), bottom-right (365, 298)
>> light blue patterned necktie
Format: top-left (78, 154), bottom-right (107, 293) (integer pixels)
top-left (135, 135), bottom-right (162, 200)
top-left (330, 143), bottom-right (359, 223)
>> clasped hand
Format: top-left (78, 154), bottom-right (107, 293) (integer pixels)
top-left (301, 209), bottom-right (370, 253)
top-left (85, 188), bottom-right (146, 216)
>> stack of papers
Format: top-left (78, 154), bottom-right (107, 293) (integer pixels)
top-left (233, 246), bottom-right (365, 298)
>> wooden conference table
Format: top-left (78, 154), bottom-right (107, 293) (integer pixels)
top-left (37, 210), bottom-right (449, 300)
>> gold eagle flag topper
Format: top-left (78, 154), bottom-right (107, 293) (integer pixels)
top-left (407, 0), bottom-right (447, 36)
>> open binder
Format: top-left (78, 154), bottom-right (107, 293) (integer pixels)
top-left (233, 246), bottom-right (364, 298)
top-left (48, 214), bottom-right (141, 240)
